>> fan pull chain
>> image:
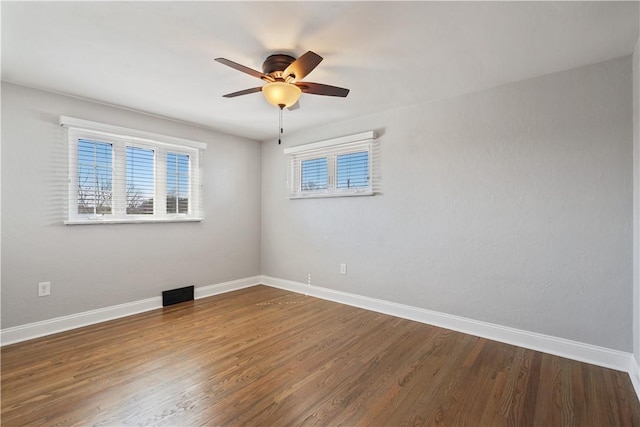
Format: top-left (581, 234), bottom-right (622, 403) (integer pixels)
top-left (278, 104), bottom-right (284, 145)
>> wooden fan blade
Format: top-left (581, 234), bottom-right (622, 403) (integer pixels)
top-left (215, 58), bottom-right (274, 82)
top-left (296, 82), bottom-right (350, 97)
top-left (283, 51), bottom-right (323, 81)
top-left (222, 87), bottom-right (263, 98)
top-left (287, 100), bottom-right (300, 111)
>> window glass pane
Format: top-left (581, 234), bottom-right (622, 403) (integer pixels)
top-left (301, 157), bottom-right (328, 191)
top-left (167, 152), bottom-right (189, 214)
top-left (68, 124), bottom-right (204, 223)
top-left (126, 146), bottom-right (154, 214)
top-left (77, 139), bottom-right (112, 214)
top-left (337, 151), bottom-right (369, 189)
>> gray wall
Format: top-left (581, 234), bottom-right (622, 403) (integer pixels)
top-left (634, 28), bottom-right (640, 363)
top-left (261, 56), bottom-right (633, 352)
top-left (1, 82), bottom-right (262, 328)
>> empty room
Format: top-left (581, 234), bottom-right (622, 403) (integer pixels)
top-left (2, 1), bottom-right (640, 425)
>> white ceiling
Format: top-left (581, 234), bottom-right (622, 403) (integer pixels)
top-left (2, 1), bottom-right (639, 141)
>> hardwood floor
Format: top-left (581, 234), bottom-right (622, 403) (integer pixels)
top-left (2, 285), bottom-right (639, 426)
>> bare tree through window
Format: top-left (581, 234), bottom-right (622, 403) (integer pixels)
top-left (77, 139), bottom-right (113, 215)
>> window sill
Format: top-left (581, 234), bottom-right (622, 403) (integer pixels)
top-left (289, 190), bottom-right (373, 200)
top-left (64, 217), bottom-right (204, 225)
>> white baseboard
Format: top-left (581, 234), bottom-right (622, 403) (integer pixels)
top-left (1, 276), bottom-right (262, 346)
top-left (1, 296), bottom-right (162, 346)
top-left (2, 274), bottom-right (637, 402)
top-left (631, 355), bottom-right (640, 400)
top-left (194, 276), bottom-right (261, 299)
top-left (261, 275), bottom-right (634, 375)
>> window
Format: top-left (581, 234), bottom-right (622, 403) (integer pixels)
top-left (301, 158), bottom-right (328, 191)
top-left (284, 131), bottom-right (376, 199)
top-left (77, 139), bottom-right (113, 214)
top-left (336, 151), bottom-right (369, 189)
top-left (166, 152), bottom-right (190, 214)
top-left (126, 146), bottom-right (155, 215)
top-left (62, 116), bottom-right (205, 224)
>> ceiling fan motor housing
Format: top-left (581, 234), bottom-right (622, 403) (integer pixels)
top-left (262, 54), bottom-right (296, 78)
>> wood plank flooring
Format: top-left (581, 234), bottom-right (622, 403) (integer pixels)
top-left (2, 285), bottom-right (639, 426)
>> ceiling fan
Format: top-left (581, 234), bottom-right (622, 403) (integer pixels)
top-left (215, 51), bottom-right (349, 111)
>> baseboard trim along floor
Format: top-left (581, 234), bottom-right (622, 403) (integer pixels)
top-left (260, 276), bottom-right (632, 373)
top-left (2, 274), bottom-right (637, 401)
top-left (0, 276), bottom-right (261, 346)
top-left (631, 355), bottom-right (640, 400)
top-left (261, 275), bottom-right (638, 402)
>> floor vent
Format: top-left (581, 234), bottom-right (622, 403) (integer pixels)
top-left (162, 285), bottom-right (194, 307)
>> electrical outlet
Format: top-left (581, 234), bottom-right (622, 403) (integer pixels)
top-left (38, 281), bottom-right (51, 297)
top-left (340, 263), bottom-right (347, 275)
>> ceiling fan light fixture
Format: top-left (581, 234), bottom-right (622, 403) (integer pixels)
top-left (262, 81), bottom-right (301, 108)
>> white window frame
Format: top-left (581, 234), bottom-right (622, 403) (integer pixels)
top-left (61, 116), bottom-right (205, 225)
top-left (285, 131), bottom-right (376, 199)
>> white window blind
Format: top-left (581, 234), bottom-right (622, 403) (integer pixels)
top-left (166, 152), bottom-right (190, 214)
top-left (126, 146), bottom-right (155, 215)
top-left (301, 157), bottom-right (328, 191)
top-left (336, 151), bottom-right (369, 189)
top-left (284, 131), bottom-right (376, 199)
top-left (77, 139), bottom-right (113, 215)
top-left (61, 116), bottom-right (205, 224)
